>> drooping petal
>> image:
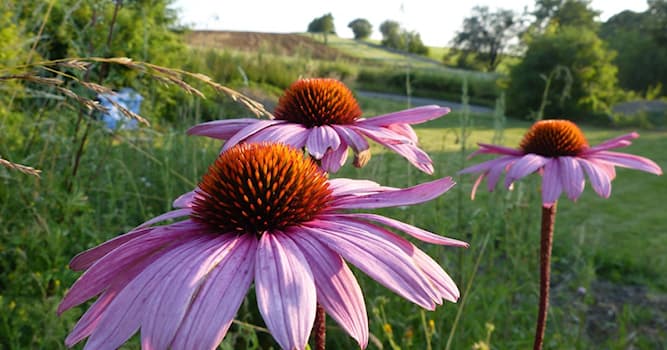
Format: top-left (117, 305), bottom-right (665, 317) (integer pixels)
top-left (141, 235), bottom-right (238, 350)
top-left (505, 154), bottom-right (548, 187)
top-left (134, 208), bottom-right (192, 229)
top-left (470, 173), bottom-right (486, 200)
top-left (541, 159), bottom-right (562, 206)
top-left (83, 236), bottom-right (218, 350)
top-left (558, 156), bottom-right (585, 201)
top-left (328, 178), bottom-right (386, 197)
top-left (255, 232), bottom-right (316, 350)
top-left (65, 251), bottom-right (160, 346)
top-left (302, 220), bottom-right (438, 309)
top-left (487, 157), bottom-right (517, 191)
top-left (186, 119), bottom-right (258, 139)
top-left (358, 105), bottom-right (450, 126)
top-left (331, 177), bottom-right (455, 209)
top-left (381, 141), bottom-right (436, 174)
top-left (320, 140), bottom-right (349, 172)
top-left (171, 235), bottom-right (257, 350)
top-left (329, 213), bottom-right (468, 247)
top-left (173, 190), bottom-right (197, 209)
top-left (288, 230), bottom-right (369, 348)
top-left (332, 125), bottom-right (369, 152)
top-left (306, 125), bottom-right (342, 159)
top-left (579, 158), bottom-right (612, 198)
top-left (458, 155), bottom-right (517, 175)
top-left (411, 248), bottom-right (459, 303)
top-left (583, 132), bottom-right (638, 153)
top-left (386, 123), bottom-right (418, 143)
top-left (221, 120), bottom-right (287, 151)
top-left (469, 143), bottom-right (524, 157)
top-left (59, 221), bottom-right (209, 314)
top-left (590, 151), bottom-right (663, 175)
top-left (351, 124), bottom-right (411, 145)
top-left (69, 225), bottom-right (156, 271)
top-left (246, 123), bottom-right (310, 149)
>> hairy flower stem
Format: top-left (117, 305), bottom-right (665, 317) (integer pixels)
top-left (314, 304), bottom-right (326, 350)
top-left (533, 202), bottom-right (557, 350)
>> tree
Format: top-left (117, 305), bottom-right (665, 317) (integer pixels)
top-left (600, 8), bottom-right (667, 95)
top-left (507, 26), bottom-right (619, 121)
top-left (532, 0), bottom-right (600, 31)
top-left (449, 6), bottom-right (524, 71)
top-left (307, 13), bottom-right (335, 44)
top-left (378, 20), bottom-right (429, 55)
top-left (348, 18), bottom-right (372, 40)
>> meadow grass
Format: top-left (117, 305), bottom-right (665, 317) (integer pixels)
top-left (0, 94), bottom-right (665, 349)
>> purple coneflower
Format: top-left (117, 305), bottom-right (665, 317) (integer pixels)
top-left (59, 143), bottom-right (466, 350)
top-left (187, 78), bottom-right (450, 174)
top-left (459, 119), bottom-right (662, 350)
top-left (459, 119), bottom-right (662, 207)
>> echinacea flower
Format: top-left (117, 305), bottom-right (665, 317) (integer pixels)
top-left (59, 143), bottom-right (467, 350)
top-left (187, 78), bottom-right (450, 174)
top-left (459, 119), bottom-right (662, 207)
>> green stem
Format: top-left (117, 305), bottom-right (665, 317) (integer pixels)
top-left (533, 203), bottom-right (557, 350)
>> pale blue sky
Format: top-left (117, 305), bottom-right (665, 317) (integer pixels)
top-left (172, 1), bottom-right (648, 46)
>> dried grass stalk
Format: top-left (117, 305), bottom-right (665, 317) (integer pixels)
top-left (0, 157), bottom-right (42, 177)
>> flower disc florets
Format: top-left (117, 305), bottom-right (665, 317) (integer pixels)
top-left (520, 120), bottom-right (589, 157)
top-left (273, 78), bottom-right (362, 127)
top-left (191, 143), bottom-right (333, 234)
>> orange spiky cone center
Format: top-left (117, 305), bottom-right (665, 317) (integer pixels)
top-left (273, 78), bottom-right (362, 127)
top-left (191, 143), bottom-right (333, 235)
top-left (520, 120), bottom-right (589, 157)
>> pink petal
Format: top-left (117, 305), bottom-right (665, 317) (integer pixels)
top-left (330, 213), bottom-right (468, 247)
top-left (83, 236), bottom-right (218, 350)
top-left (579, 158), bottom-right (612, 198)
top-left (246, 123), bottom-right (310, 148)
top-left (141, 235), bottom-right (239, 350)
top-left (469, 143), bottom-right (523, 157)
top-left (458, 155), bottom-right (517, 175)
top-left (386, 123), bottom-right (418, 142)
top-left (331, 177), bottom-right (455, 209)
top-left (302, 220), bottom-right (438, 309)
top-left (380, 141), bottom-right (435, 174)
top-left (559, 157), bottom-right (585, 201)
top-left (134, 208), bottom-right (191, 229)
top-left (306, 125), bottom-right (341, 159)
top-left (358, 105), bottom-right (450, 126)
top-left (221, 120), bottom-right (287, 151)
top-left (288, 231), bottom-right (369, 348)
top-left (69, 226), bottom-right (155, 271)
top-left (487, 157), bottom-right (517, 191)
top-left (65, 252), bottom-right (159, 346)
top-left (351, 124), bottom-right (411, 145)
top-left (470, 173), bottom-right (485, 200)
top-left (541, 159), bottom-right (562, 206)
top-left (59, 221), bottom-right (208, 314)
top-left (505, 154), bottom-right (548, 187)
top-left (590, 151), bottom-right (662, 175)
top-left (583, 132), bottom-right (638, 153)
top-left (255, 232), bottom-right (316, 350)
top-left (332, 125), bottom-right (369, 152)
top-left (412, 248), bottom-right (459, 303)
top-left (171, 235), bottom-right (257, 350)
top-left (320, 140), bottom-right (349, 173)
top-left (186, 119), bottom-right (258, 139)
top-left (173, 190), bottom-right (197, 209)
top-left (327, 178), bottom-right (386, 197)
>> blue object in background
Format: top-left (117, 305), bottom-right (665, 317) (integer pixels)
top-left (98, 88), bottom-right (143, 130)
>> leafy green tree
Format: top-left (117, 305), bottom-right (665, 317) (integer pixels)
top-left (532, 0), bottom-right (600, 30)
top-left (379, 20), bottom-right (428, 55)
top-left (600, 8), bottom-right (667, 95)
top-left (507, 26), bottom-right (619, 121)
top-left (307, 13), bottom-right (335, 44)
top-left (348, 18), bottom-right (372, 40)
top-left (449, 6), bottom-right (524, 71)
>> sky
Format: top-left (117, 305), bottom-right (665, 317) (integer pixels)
top-left (171, 1), bottom-right (649, 47)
